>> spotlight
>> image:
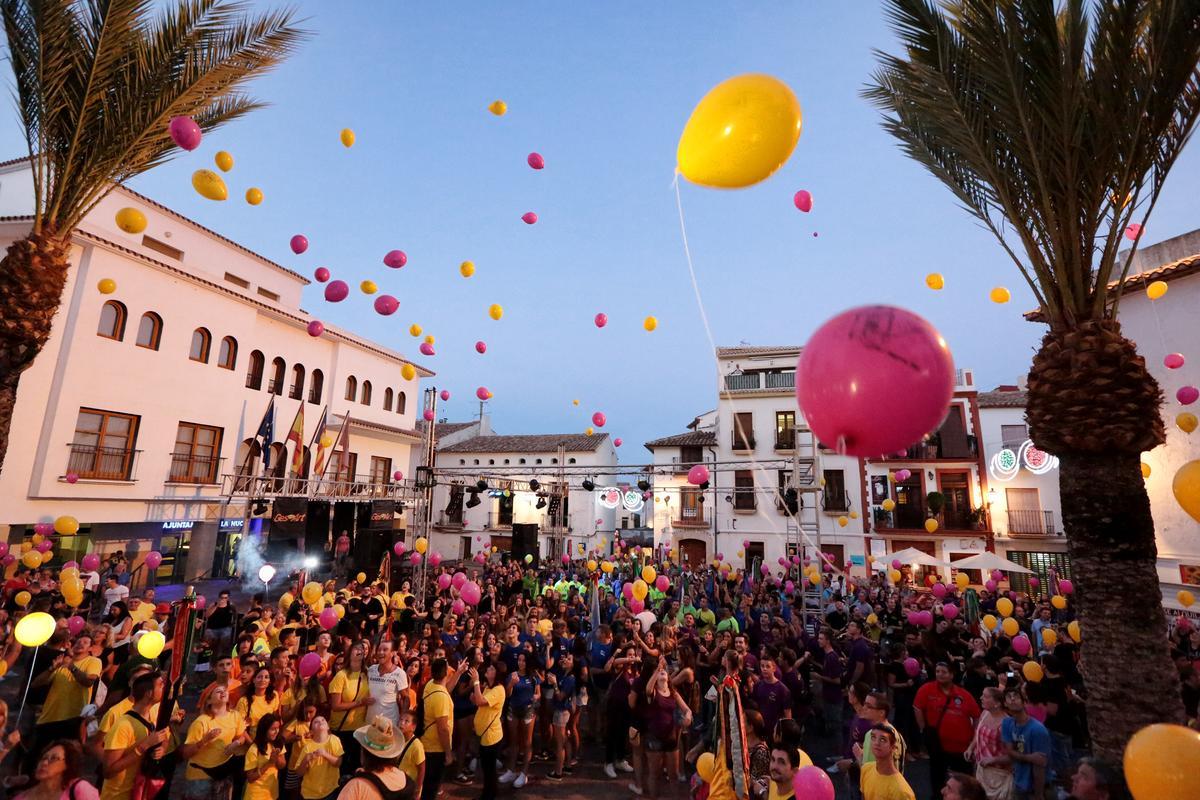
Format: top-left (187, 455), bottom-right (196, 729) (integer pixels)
top-left (536, 497), bottom-right (547, 510)
top-left (303, 556), bottom-right (319, 569)
top-left (465, 492), bottom-right (481, 509)
top-left (699, 480), bottom-right (710, 491)
top-left (637, 479), bottom-right (650, 492)
top-left (252, 499), bottom-right (268, 516)
top-left (476, 479), bottom-right (488, 492)
top-left (529, 479), bottom-right (540, 492)
top-left (581, 479), bottom-right (595, 492)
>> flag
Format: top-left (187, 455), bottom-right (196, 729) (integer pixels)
top-left (309, 407), bottom-right (330, 474)
top-left (287, 403), bottom-right (305, 475)
top-left (322, 412), bottom-right (352, 478)
top-left (256, 397), bottom-right (275, 470)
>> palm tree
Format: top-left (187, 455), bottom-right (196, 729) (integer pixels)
top-left (865, 0), bottom-right (1200, 761)
top-left (0, 0), bottom-right (307, 468)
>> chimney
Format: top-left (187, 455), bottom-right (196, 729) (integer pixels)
top-left (478, 412), bottom-right (493, 436)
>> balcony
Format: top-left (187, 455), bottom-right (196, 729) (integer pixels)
top-left (880, 435), bottom-right (978, 461)
top-left (723, 371), bottom-right (795, 392)
top-left (221, 472), bottom-right (408, 500)
top-left (874, 505), bottom-right (927, 530)
top-left (674, 507), bottom-right (707, 527)
top-left (775, 430), bottom-right (796, 450)
top-left (822, 490), bottom-right (851, 513)
top-left (434, 511), bottom-right (464, 528)
top-left (167, 453), bottom-right (224, 484)
top-left (487, 511), bottom-right (513, 529)
top-left (266, 378), bottom-right (283, 395)
top-left (731, 435), bottom-right (756, 451)
top-left (1007, 509), bottom-right (1058, 536)
top-left (65, 443), bottom-right (140, 481)
top-left (732, 491), bottom-right (756, 511)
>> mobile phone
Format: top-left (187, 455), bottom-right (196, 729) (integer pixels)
top-left (1006, 671), bottom-right (1016, 679)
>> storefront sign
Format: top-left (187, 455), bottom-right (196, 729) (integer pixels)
top-left (271, 497), bottom-right (309, 540)
top-left (369, 500), bottom-right (396, 530)
top-left (161, 521), bottom-right (194, 531)
top-left (220, 519), bottom-right (244, 531)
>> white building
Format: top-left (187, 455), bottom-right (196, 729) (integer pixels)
top-left (0, 158), bottom-right (432, 584)
top-left (425, 429), bottom-right (619, 562)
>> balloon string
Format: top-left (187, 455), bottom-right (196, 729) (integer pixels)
top-left (14, 644), bottom-right (38, 727)
top-left (1131, 259), bottom-right (1170, 361)
top-left (672, 177), bottom-right (840, 580)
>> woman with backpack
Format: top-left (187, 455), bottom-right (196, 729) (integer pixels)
top-left (336, 717), bottom-right (415, 800)
top-left (179, 684), bottom-right (247, 800)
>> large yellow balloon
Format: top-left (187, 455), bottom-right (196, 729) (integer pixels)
top-left (996, 597), bottom-right (1014, 617)
top-left (488, 303), bottom-right (503, 320)
top-left (990, 287), bottom-right (1011, 304)
top-left (15, 611), bottom-right (56, 646)
top-left (981, 614), bottom-right (998, 630)
top-left (302, 582), bottom-right (322, 606)
top-left (115, 207), bottom-right (147, 234)
top-left (955, 572), bottom-right (970, 590)
top-left (1177, 412), bottom-right (1198, 433)
top-left (15, 590), bottom-right (32, 607)
top-left (924, 518), bottom-right (939, 533)
top-left (642, 565), bottom-right (657, 583)
top-left (488, 100), bottom-right (507, 116)
top-left (334, 603), bottom-right (346, 619)
top-left (1067, 620), bottom-right (1081, 642)
top-left (587, 559), bottom-right (597, 572)
top-left (356, 572), bottom-right (367, 584)
top-left (0, 660), bottom-right (7, 676)
top-left (137, 631), bottom-right (166, 659)
top-left (632, 579), bottom-right (648, 601)
top-left (97, 278), bottom-right (117, 294)
top-left (1179, 590), bottom-right (1195, 608)
top-left (401, 363), bottom-right (416, 381)
top-left (1001, 617), bottom-right (1020, 637)
top-left (677, 74), bottom-right (802, 189)
top-left (696, 752), bottom-right (716, 783)
top-left (55, 515), bottom-right (79, 535)
top-left (21, 550), bottom-right (42, 569)
top-left (1041, 628), bottom-right (1058, 648)
top-left (415, 537), bottom-right (428, 554)
top-left (888, 569), bottom-right (901, 583)
top-left (1146, 280), bottom-right (1168, 300)
top-left (1051, 594), bottom-right (1067, 610)
top-left (360, 280), bottom-right (377, 295)
top-left (409, 324), bottom-right (423, 337)
top-left (215, 151), bottom-right (234, 172)
top-left (191, 169), bottom-right (228, 201)
top-left (1123, 724), bottom-right (1200, 800)
top-left (1140, 462), bottom-right (1151, 479)
top-left (1022, 661), bottom-right (1044, 683)
top-left (1172, 460), bottom-right (1200, 523)
top-left (245, 187), bottom-right (264, 205)
top-left (601, 561), bottom-right (613, 574)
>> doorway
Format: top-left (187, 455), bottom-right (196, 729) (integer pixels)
top-left (938, 471), bottom-right (972, 529)
top-left (460, 536), bottom-right (471, 561)
top-left (679, 538), bottom-right (707, 568)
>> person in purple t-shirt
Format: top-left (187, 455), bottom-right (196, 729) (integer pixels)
top-left (815, 629), bottom-right (846, 737)
top-left (751, 656), bottom-right (793, 737)
top-left (845, 621), bottom-right (877, 688)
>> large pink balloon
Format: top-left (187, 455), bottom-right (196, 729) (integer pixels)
top-left (440, 390), bottom-right (451, 401)
top-left (324, 280), bottom-right (349, 302)
top-left (306, 320), bottom-right (325, 337)
top-left (169, 116), bottom-right (202, 151)
top-left (384, 250), bottom-right (407, 268)
top-left (904, 657), bottom-right (920, 677)
top-left (452, 571), bottom-right (467, 590)
top-left (195, 595), bottom-right (207, 610)
top-left (290, 235), bottom-right (309, 254)
top-left (629, 598), bottom-right (644, 614)
top-left (1164, 353), bottom-right (1185, 369)
top-left (1012, 634), bottom-right (1031, 656)
top-left (942, 603), bottom-right (959, 620)
top-left (1058, 579), bottom-right (1074, 595)
top-left (314, 267), bottom-right (330, 283)
top-left (145, 551), bottom-right (163, 570)
top-left (797, 306), bottom-right (955, 456)
top-left (614, 438), bottom-right (623, 447)
top-left (687, 464), bottom-right (709, 485)
top-left (437, 574), bottom-right (452, 590)
top-left (409, 552), bottom-right (422, 564)
top-left (67, 615), bottom-right (87, 636)
top-left (793, 766), bottom-right (835, 800)
top-left (475, 340), bottom-right (487, 354)
top-left (34, 522), bottom-right (54, 536)
top-left (931, 582), bottom-right (947, 599)
top-left (81, 553), bottom-right (100, 571)
top-left (419, 342), bottom-right (435, 356)
top-left (319, 608), bottom-right (338, 630)
top-left (393, 541), bottom-right (406, 556)
top-left (592, 412), bottom-right (606, 427)
top-left (461, 581), bottom-right (482, 605)
top-left (451, 599), bottom-right (466, 615)
top-left (0, 542), bottom-right (8, 559)
top-left (1177, 386), bottom-right (1199, 405)
top-left (527, 152), bottom-right (545, 170)
top-left (299, 652), bottom-right (322, 678)
top-left (655, 575), bottom-right (669, 592)
top-left (374, 295), bottom-right (399, 316)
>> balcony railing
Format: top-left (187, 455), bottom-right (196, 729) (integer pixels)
top-left (822, 490), bottom-right (850, 513)
top-left (724, 371), bottom-right (796, 391)
top-left (874, 505), bottom-right (927, 530)
top-left (221, 472), bottom-right (410, 500)
top-left (1007, 509), bottom-right (1058, 536)
top-left (765, 372), bottom-right (795, 389)
top-left (941, 509), bottom-right (978, 530)
top-left (267, 378), bottom-right (283, 395)
top-left (880, 435), bottom-right (978, 461)
top-left (675, 506), bottom-right (706, 527)
top-left (435, 511), bottom-right (464, 528)
top-left (168, 453), bottom-right (224, 484)
top-left (725, 373), bottom-right (761, 391)
top-left (245, 371), bottom-right (262, 389)
top-left (733, 492), bottom-right (756, 511)
top-left (775, 430), bottom-right (796, 450)
top-left (66, 443), bottom-right (140, 481)
top-left (487, 511), bottom-right (513, 529)
top-left (732, 435), bottom-right (756, 451)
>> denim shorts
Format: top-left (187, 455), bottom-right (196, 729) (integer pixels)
top-left (507, 705), bottom-right (535, 724)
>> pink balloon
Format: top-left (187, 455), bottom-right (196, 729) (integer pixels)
top-left (777, 557), bottom-right (787, 566)
top-left (716, 553), bottom-right (724, 561)
top-left (67, 615), bottom-right (87, 636)
top-left (62, 560), bottom-right (79, 571)
top-left (687, 464), bottom-right (709, 485)
top-left (318, 608), bottom-right (338, 630)
top-left (904, 657), bottom-right (921, 677)
top-left (622, 583), bottom-right (634, 599)
top-left (614, 438), bottom-right (623, 447)
top-left (393, 542), bottom-right (406, 556)
top-left (629, 598), bottom-right (644, 614)
top-left (36, 540), bottom-right (52, 553)
top-left (1165, 353), bottom-right (1185, 369)
top-left (475, 340), bottom-right (487, 354)
top-left (419, 342), bottom-right (435, 356)
top-left (195, 595), bottom-right (207, 610)
top-left (992, 569), bottom-right (1004, 581)
top-left (452, 571), bottom-right (467, 590)
top-left (797, 306), bottom-right (955, 457)
top-left (760, 564), bottom-right (770, 575)
top-left (985, 579), bottom-right (998, 592)
top-left (374, 295), bottom-right (400, 316)
top-left (793, 190), bottom-right (813, 212)
top-left (892, 559), bottom-right (902, 569)
top-left (592, 412), bottom-right (606, 427)
top-left (306, 320), bottom-right (324, 337)
top-left (562, 554), bottom-right (570, 564)
top-left (461, 580), bottom-right (482, 605)
top-left (521, 212), bottom-right (538, 225)
top-left (1012, 635), bottom-right (1031, 655)
top-left (919, 611), bottom-right (934, 627)
top-left (393, 470), bottom-right (404, 481)
top-left (942, 603), bottom-right (959, 620)
top-left (476, 386), bottom-right (490, 401)
top-left (792, 766), bottom-right (835, 800)
top-left (743, 539), bottom-right (751, 548)
top-left (384, 250), bottom-right (407, 268)
top-left (65, 472), bottom-right (79, 484)
top-left (1058, 579), bottom-right (1074, 595)
top-left (324, 280), bottom-right (349, 302)
top-left (655, 575), bottom-right (669, 592)
top-left (314, 267), bottom-right (330, 283)
top-left (1125, 223), bottom-right (1142, 240)
top-left (145, 551), bottom-right (163, 570)
top-left (1, 554), bottom-right (14, 566)
top-left (931, 582), bottom-right (947, 599)
top-left (895, 469), bottom-right (912, 481)
top-left (784, 580), bottom-right (795, 593)
top-left (527, 152), bottom-right (545, 170)
top-left (594, 313), bottom-right (608, 328)
top-left (440, 390), bottom-right (450, 401)
top-left (437, 574), bottom-right (451, 590)
top-left (1177, 386), bottom-right (1198, 405)
top-left (81, 553), bottom-right (100, 571)
top-left (168, 116), bottom-right (202, 150)
top-left (290, 235), bottom-right (309, 254)
top-left (792, 555), bottom-right (802, 565)
top-left (642, 491), bottom-right (652, 500)
top-left (1028, 577), bottom-right (1040, 588)
top-left (451, 599), bottom-right (466, 615)
top-left (409, 552), bottom-right (422, 564)
top-left (298, 652), bottom-right (322, 678)
top-left (430, 552), bottom-right (442, 566)
top-left (34, 522), bottom-right (54, 536)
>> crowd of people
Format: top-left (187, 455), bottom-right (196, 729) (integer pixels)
top-left (1, 542), bottom-right (1196, 800)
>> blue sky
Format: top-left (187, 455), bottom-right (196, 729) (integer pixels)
top-left (5, 2), bottom-right (1200, 459)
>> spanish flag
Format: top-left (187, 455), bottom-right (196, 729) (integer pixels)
top-left (309, 407), bottom-right (330, 474)
top-left (286, 403), bottom-right (305, 475)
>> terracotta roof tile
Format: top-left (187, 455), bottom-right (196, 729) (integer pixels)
top-left (1024, 253), bottom-right (1200, 322)
top-left (644, 431), bottom-right (717, 449)
top-left (716, 345), bottom-right (802, 357)
top-left (978, 390), bottom-right (1028, 408)
top-left (438, 433), bottom-right (610, 454)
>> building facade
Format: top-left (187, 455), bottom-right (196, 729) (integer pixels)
top-left (0, 160), bottom-right (431, 585)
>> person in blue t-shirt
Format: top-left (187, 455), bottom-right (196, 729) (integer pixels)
top-left (520, 617), bottom-right (545, 650)
top-left (545, 652), bottom-right (577, 781)
top-left (500, 621), bottom-right (526, 675)
top-left (1001, 686), bottom-right (1053, 799)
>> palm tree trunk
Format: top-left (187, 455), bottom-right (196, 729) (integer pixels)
top-left (0, 230), bottom-right (71, 473)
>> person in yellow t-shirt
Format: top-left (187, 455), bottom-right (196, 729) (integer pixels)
top-left (128, 596), bottom-right (155, 626)
top-left (767, 745), bottom-right (799, 800)
top-left (296, 716), bottom-right (344, 800)
top-left (860, 725), bottom-right (916, 800)
top-left (420, 657), bottom-right (466, 800)
top-left (100, 672), bottom-right (177, 800)
top-left (468, 664), bottom-right (504, 799)
top-left (236, 667), bottom-right (282, 732)
top-left (396, 711), bottom-right (425, 787)
top-left (243, 714), bottom-right (286, 800)
top-left (33, 635), bottom-right (101, 745)
top-left (329, 643), bottom-right (374, 773)
top-left (178, 684), bottom-right (247, 799)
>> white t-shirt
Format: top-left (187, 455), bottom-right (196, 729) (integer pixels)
top-left (83, 571), bottom-right (101, 592)
top-left (103, 583), bottom-right (129, 613)
top-left (367, 664), bottom-right (409, 726)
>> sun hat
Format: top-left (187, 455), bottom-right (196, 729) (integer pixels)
top-left (353, 715), bottom-right (407, 759)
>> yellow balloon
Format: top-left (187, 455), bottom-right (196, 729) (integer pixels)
top-left (21, 550), bottom-right (42, 569)
top-left (866, 613), bottom-right (878, 625)
top-left (59, 565), bottom-right (78, 580)
top-left (643, 316), bottom-right (658, 332)
top-left (601, 561), bottom-right (613, 573)
top-left (990, 286), bottom-right (1011, 304)
top-left (572, 399), bottom-right (580, 406)
top-left (245, 187), bottom-right (264, 205)
top-left (0, 660), bottom-right (7, 676)
top-left (488, 100), bottom-right (507, 116)
top-left (143, 619), bottom-right (159, 632)
top-left (585, 426), bottom-right (594, 436)
top-left (677, 74), bottom-right (802, 189)
top-left (1051, 594), bottom-right (1068, 610)
top-left (191, 169), bottom-right (228, 201)
top-left (924, 518), bottom-right (939, 533)
top-left (587, 559), bottom-right (597, 572)
top-left (537, 619), bottom-right (553, 637)
top-left (1123, 724), bottom-right (1200, 800)
top-left (925, 273), bottom-right (945, 290)
top-left (1041, 628), bottom-right (1058, 647)
top-left (491, 546), bottom-right (498, 553)
top-left (1022, 661), bottom-right (1044, 683)
top-left (319, 435), bottom-right (334, 448)
top-left (415, 537), bottom-right (429, 554)
top-left (1141, 462), bottom-right (1151, 479)
top-left (409, 324), bottom-right (423, 337)
top-left (997, 597), bottom-right (1014, 617)
top-left (1172, 460), bottom-right (1200, 523)
top-left (15, 611), bottom-right (55, 646)
top-left (214, 151), bottom-right (234, 172)
top-left (736, 550), bottom-right (745, 558)
top-left (340, 128), bottom-right (356, 147)
top-left (64, 589), bottom-right (83, 608)
top-left (31, 533), bottom-right (43, 545)
top-left (460, 261), bottom-right (475, 278)
top-left (1177, 412), bottom-right (1198, 433)
top-left (888, 569), bottom-right (901, 583)
top-left (642, 565), bottom-right (657, 584)
top-left (40, 549), bottom-right (54, 565)
top-left (881, 498), bottom-right (896, 512)
top-left (97, 278), bottom-right (117, 294)
top-left (696, 752), bottom-right (716, 783)
top-left (1178, 590), bottom-right (1195, 608)
top-left (303, 582), bottom-right (322, 605)
top-left (20, 541), bottom-right (31, 553)
top-left (138, 631), bottom-right (165, 660)
top-left (356, 572), bottom-right (367, 584)
top-left (1146, 280), bottom-right (1168, 300)
top-left (1067, 620), bottom-right (1081, 642)
top-left (360, 280), bottom-right (377, 295)
top-left (632, 579), bottom-right (648, 601)
top-left (982, 614), bottom-right (998, 630)
top-left (955, 572), bottom-right (969, 590)
top-left (334, 603), bottom-right (346, 619)
top-left (849, 511), bottom-right (858, 520)
top-left (401, 363), bottom-right (416, 381)
top-left (423, 335), bottom-right (435, 345)
top-left (15, 590), bottom-right (32, 607)
top-left (55, 515), bottom-right (79, 535)
top-left (115, 207), bottom-right (147, 234)
top-left (488, 303), bottom-right (503, 320)
top-left (1001, 617), bottom-right (1020, 637)
top-left (838, 516), bottom-right (849, 528)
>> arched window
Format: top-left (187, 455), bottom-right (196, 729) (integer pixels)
top-left (361, 380), bottom-right (373, 406)
top-left (246, 350), bottom-right (265, 390)
top-left (345, 376), bottom-right (358, 401)
top-left (289, 364), bottom-right (305, 400)
top-left (308, 369), bottom-right (324, 404)
top-left (97, 301), bottom-right (126, 341)
top-left (217, 336), bottom-right (237, 369)
top-left (189, 327), bottom-right (211, 362)
top-left (269, 357), bottom-right (285, 395)
top-left (135, 312), bottom-right (161, 349)
top-left (397, 391), bottom-right (407, 414)
top-left (383, 388), bottom-right (394, 411)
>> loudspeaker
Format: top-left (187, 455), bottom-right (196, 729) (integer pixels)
top-left (511, 523), bottom-right (539, 568)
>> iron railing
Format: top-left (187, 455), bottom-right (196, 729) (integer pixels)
top-left (675, 506), bottom-right (706, 527)
top-left (66, 443), bottom-right (140, 481)
top-left (487, 511), bottom-right (514, 529)
top-left (874, 504), bottom-right (927, 530)
top-left (220, 472), bottom-right (411, 500)
top-left (732, 435), bottom-right (756, 450)
top-left (168, 453), bottom-right (224, 484)
top-left (764, 372), bottom-right (795, 389)
top-left (879, 435), bottom-right (978, 461)
top-left (1007, 509), bottom-right (1058, 536)
top-left (822, 490), bottom-right (850, 513)
top-left (435, 511), bottom-right (464, 528)
top-left (724, 373), bottom-right (760, 391)
top-left (775, 430), bottom-right (796, 450)
top-left (723, 372), bottom-right (795, 391)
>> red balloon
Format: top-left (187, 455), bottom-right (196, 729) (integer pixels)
top-left (290, 235), bottom-right (308, 254)
top-left (793, 189), bottom-right (813, 212)
top-left (592, 412), bottom-right (606, 427)
top-left (440, 390), bottom-right (450, 401)
top-left (476, 386), bottom-right (490, 401)
top-left (527, 152), bottom-right (545, 170)
top-left (324, 280), bottom-right (349, 303)
top-left (299, 652), bottom-right (321, 678)
top-left (168, 116), bottom-right (202, 151)
top-left (314, 267), bottom-right (330, 283)
top-left (373, 295), bottom-right (399, 316)
top-left (475, 341), bottom-right (487, 354)
top-left (383, 250), bottom-right (407, 268)
top-left (1165, 353), bottom-right (1185, 369)
top-left (318, 608), bottom-right (337, 630)
top-left (594, 313), bottom-right (608, 328)
top-left (306, 320), bottom-right (324, 337)
top-left (687, 464), bottom-right (709, 485)
top-left (521, 212), bottom-right (538, 225)
top-left (614, 438), bottom-right (623, 447)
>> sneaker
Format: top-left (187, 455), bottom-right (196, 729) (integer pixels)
top-left (547, 772), bottom-right (563, 782)
top-left (628, 783), bottom-right (644, 796)
top-left (454, 772), bottom-right (473, 785)
top-left (605, 764), bottom-right (618, 779)
top-left (514, 773), bottom-right (528, 789)
top-left (616, 760), bottom-right (634, 773)
top-left (499, 770), bottom-right (517, 784)
top-left (563, 765), bottom-right (574, 775)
